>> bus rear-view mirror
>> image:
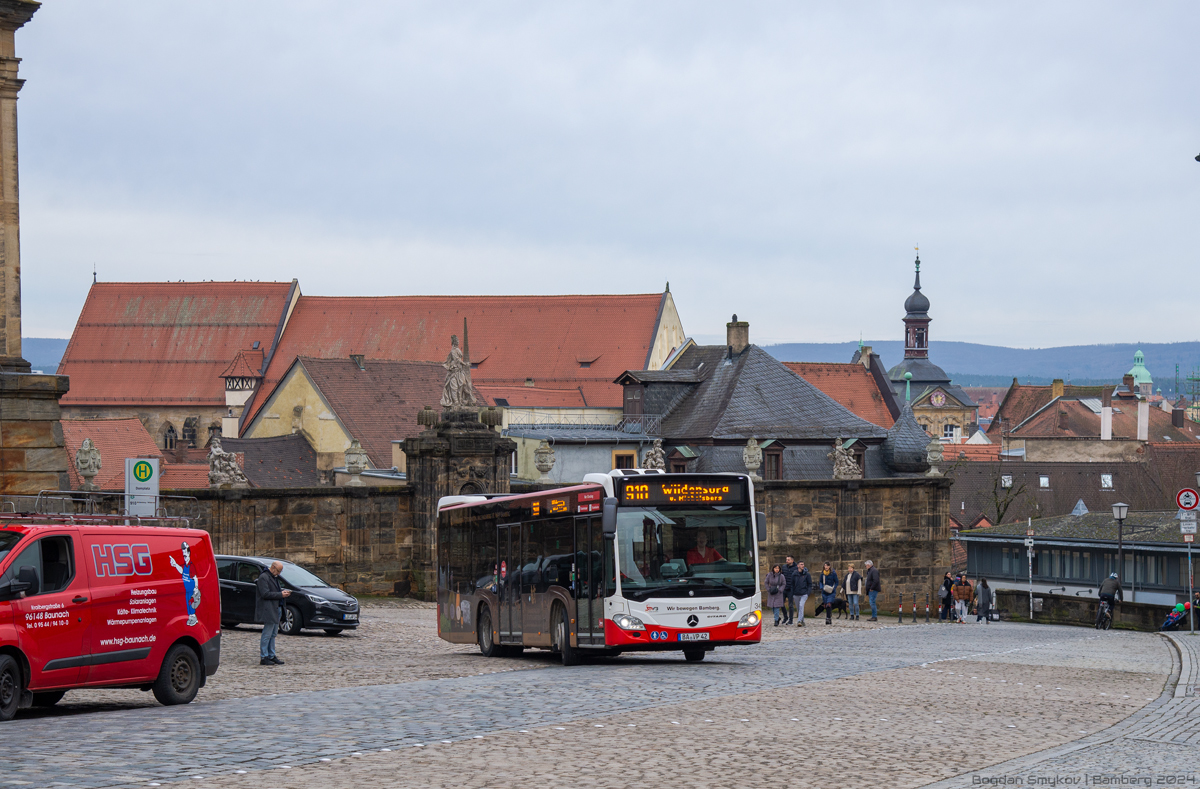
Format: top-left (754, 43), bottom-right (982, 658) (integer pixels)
top-left (601, 497), bottom-right (618, 538)
top-left (755, 512), bottom-right (766, 543)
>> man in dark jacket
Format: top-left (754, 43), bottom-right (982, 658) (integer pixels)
top-left (781, 557), bottom-right (800, 625)
top-left (1097, 572), bottom-right (1122, 627)
top-left (256, 561), bottom-right (292, 666)
top-left (864, 560), bottom-right (881, 621)
top-left (792, 561), bottom-right (813, 627)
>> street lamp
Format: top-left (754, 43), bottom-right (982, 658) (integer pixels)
top-left (1112, 502), bottom-right (1129, 585)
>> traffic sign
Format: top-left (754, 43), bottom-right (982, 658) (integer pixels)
top-left (1182, 510), bottom-right (1198, 521)
top-left (1185, 534), bottom-right (1195, 544)
top-left (1026, 529), bottom-right (1035, 537)
top-left (1178, 488), bottom-right (1199, 511)
top-left (1183, 522), bottom-right (1198, 535)
top-left (1023, 537), bottom-right (1035, 547)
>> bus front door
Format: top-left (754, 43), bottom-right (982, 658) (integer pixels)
top-left (498, 523), bottom-right (521, 644)
top-left (574, 516), bottom-right (603, 646)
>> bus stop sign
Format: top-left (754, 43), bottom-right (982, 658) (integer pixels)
top-left (1179, 489), bottom-right (1199, 511)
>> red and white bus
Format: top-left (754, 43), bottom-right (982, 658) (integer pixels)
top-left (437, 470), bottom-right (763, 664)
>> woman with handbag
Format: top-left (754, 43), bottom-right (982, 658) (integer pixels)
top-left (819, 562), bottom-right (839, 625)
top-left (975, 578), bottom-right (993, 624)
top-left (938, 572), bottom-right (954, 623)
top-left (843, 564), bottom-right (863, 621)
top-left (766, 564), bottom-right (787, 626)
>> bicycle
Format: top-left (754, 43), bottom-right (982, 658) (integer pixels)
top-left (1095, 599), bottom-right (1113, 630)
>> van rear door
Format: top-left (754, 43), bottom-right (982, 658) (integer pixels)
top-left (0, 531), bottom-right (91, 689)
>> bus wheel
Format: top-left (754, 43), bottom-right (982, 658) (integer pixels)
top-left (683, 649), bottom-right (706, 663)
top-left (552, 604), bottom-right (580, 667)
top-left (478, 606), bottom-right (502, 658)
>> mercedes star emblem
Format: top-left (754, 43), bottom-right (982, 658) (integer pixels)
top-left (687, 615), bottom-right (699, 627)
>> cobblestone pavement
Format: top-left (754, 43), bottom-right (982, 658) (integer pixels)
top-left (0, 604), bottom-right (1179, 788)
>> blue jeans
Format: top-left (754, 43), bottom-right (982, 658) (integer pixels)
top-left (260, 621), bottom-right (279, 659)
top-left (848, 594), bottom-right (859, 617)
top-left (868, 590), bottom-right (878, 618)
top-left (773, 606), bottom-right (784, 624)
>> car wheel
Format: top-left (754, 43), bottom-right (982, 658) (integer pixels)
top-left (323, 629), bottom-right (343, 636)
top-left (152, 644), bottom-right (201, 706)
top-left (280, 605), bottom-right (302, 635)
top-left (683, 649), bottom-right (706, 663)
top-left (552, 603), bottom-right (580, 667)
top-left (0, 655), bottom-right (22, 721)
top-left (31, 691), bottom-right (66, 707)
top-left (478, 606), bottom-right (502, 657)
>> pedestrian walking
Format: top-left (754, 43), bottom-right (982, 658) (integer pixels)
top-left (864, 560), bottom-right (881, 621)
top-left (793, 561), bottom-right (813, 627)
top-left (938, 572), bottom-right (954, 622)
top-left (974, 578), bottom-right (993, 624)
top-left (952, 574), bottom-right (973, 624)
top-left (781, 556), bottom-right (800, 625)
top-left (843, 564), bottom-right (863, 621)
top-left (256, 560), bottom-right (292, 665)
top-left (819, 562), bottom-right (839, 625)
top-left (766, 564), bottom-right (787, 626)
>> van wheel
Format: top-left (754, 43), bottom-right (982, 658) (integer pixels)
top-left (31, 691), bottom-right (66, 707)
top-left (153, 644), bottom-right (201, 706)
top-left (0, 655), bottom-right (22, 721)
top-left (478, 606), bottom-right (501, 657)
top-left (552, 604), bottom-right (580, 667)
top-left (683, 649), bottom-right (706, 662)
top-left (280, 605), bottom-right (302, 635)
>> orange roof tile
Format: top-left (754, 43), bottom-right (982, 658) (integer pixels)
top-left (244, 293), bottom-right (667, 422)
top-left (946, 443), bottom-right (1002, 461)
top-left (161, 464), bottom-right (211, 489)
top-left (477, 385), bottom-right (589, 408)
top-left (59, 281), bottom-right (295, 407)
top-left (219, 349), bottom-right (265, 379)
top-left (783, 362), bottom-right (895, 428)
top-left (61, 418), bottom-right (162, 491)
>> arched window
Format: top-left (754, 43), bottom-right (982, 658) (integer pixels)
top-left (163, 424), bottom-right (178, 450)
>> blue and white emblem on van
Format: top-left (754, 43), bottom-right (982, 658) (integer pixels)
top-left (168, 541), bottom-right (202, 627)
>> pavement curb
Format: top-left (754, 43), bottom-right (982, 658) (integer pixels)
top-left (1162, 632), bottom-right (1197, 698)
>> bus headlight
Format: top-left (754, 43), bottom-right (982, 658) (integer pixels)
top-left (737, 611), bottom-right (761, 627)
top-left (612, 613), bottom-right (646, 631)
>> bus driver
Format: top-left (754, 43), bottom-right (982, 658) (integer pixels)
top-left (686, 530), bottom-right (724, 566)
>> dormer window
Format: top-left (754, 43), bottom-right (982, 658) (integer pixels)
top-left (579, 361), bottom-right (591, 368)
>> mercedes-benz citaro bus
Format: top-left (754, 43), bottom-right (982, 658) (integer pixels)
top-left (436, 470), bottom-right (764, 665)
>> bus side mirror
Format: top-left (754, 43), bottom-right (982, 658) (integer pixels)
top-left (601, 497), bottom-right (618, 538)
top-left (755, 512), bottom-right (766, 543)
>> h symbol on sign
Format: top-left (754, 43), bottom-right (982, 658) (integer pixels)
top-left (91, 544), bottom-right (116, 578)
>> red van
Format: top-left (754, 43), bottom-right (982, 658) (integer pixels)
top-left (0, 516), bottom-right (221, 720)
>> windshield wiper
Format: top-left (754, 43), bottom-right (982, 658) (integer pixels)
top-left (689, 577), bottom-right (745, 596)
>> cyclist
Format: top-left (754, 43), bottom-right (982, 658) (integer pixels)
top-left (1097, 572), bottom-right (1122, 627)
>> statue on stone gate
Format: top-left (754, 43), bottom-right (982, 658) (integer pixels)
top-left (207, 436), bottom-right (251, 489)
top-left (75, 437), bottom-right (102, 491)
top-left (642, 439), bottom-right (665, 470)
top-left (440, 335), bottom-right (475, 410)
top-left (829, 437), bottom-right (862, 480)
top-left (742, 438), bottom-right (762, 480)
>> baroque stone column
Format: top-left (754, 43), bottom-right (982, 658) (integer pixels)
top-left (0, 1), bottom-right (37, 373)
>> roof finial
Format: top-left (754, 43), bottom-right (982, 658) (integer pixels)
top-left (904, 371), bottom-right (913, 402)
top-left (93, 263), bottom-right (97, 284)
top-left (665, 281), bottom-right (670, 293)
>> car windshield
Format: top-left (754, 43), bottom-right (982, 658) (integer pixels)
top-left (614, 507), bottom-right (755, 600)
top-left (278, 563), bottom-right (329, 588)
top-left (0, 531), bottom-right (21, 566)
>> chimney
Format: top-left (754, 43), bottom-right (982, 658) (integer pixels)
top-left (726, 314), bottom-right (749, 354)
top-left (1123, 373), bottom-right (1135, 392)
top-left (1137, 399), bottom-right (1149, 441)
top-left (859, 346), bottom-right (872, 369)
top-left (1100, 387), bottom-right (1113, 440)
top-left (1011, 377), bottom-right (1019, 389)
top-left (1172, 408), bottom-right (1185, 428)
top-left (1051, 379), bottom-right (1064, 399)
top-left (1057, 407), bottom-right (1068, 431)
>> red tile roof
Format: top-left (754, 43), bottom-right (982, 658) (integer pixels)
top-left (59, 282), bottom-right (295, 407)
top-left (986, 383), bottom-right (1106, 439)
top-left (476, 385), bottom-right (588, 408)
top-left (61, 418), bottom-right (162, 491)
top-left (220, 349), bottom-right (265, 379)
top-left (782, 362), bottom-right (895, 428)
top-left (244, 293), bottom-right (667, 422)
top-left (281, 357), bottom-right (448, 468)
top-left (946, 443), bottom-right (1002, 461)
top-left (1009, 399), bottom-right (1200, 442)
top-left (161, 464), bottom-right (211, 489)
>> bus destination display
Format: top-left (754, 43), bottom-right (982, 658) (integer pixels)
top-left (619, 479), bottom-right (745, 505)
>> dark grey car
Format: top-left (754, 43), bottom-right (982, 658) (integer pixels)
top-left (216, 555), bottom-right (360, 636)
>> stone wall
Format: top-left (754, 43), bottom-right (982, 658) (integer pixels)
top-left (758, 477), bottom-right (953, 610)
top-left (0, 372), bottom-right (70, 494)
top-left (160, 487), bottom-right (416, 596)
top-left (61, 405), bottom-right (225, 451)
top-left (994, 589), bottom-right (1176, 632)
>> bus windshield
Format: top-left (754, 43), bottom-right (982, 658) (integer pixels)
top-left (615, 507), bottom-right (755, 600)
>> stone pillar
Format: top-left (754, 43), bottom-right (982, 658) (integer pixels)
top-left (404, 407), bottom-right (514, 599)
top-left (0, 1), bottom-right (37, 373)
top-left (0, 3), bottom-right (70, 501)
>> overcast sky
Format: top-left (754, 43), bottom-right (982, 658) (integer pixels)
top-left (15, 2), bottom-right (1198, 347)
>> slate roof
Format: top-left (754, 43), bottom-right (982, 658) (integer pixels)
top-left (504, 426), bottom-right (652, 443)
top-left (656, 345), bottom-right (888, 442)
top-left (962, 510), bottom-right (1191, 547)
top-left (882, 403), bottom-right (930, 473)
top-left (783, 362), bottom-right (895, 428)
top-left (291, 357), bottom-right (448, 469)
top-left (221, 435), bottom-right (321, 488)
top-left (61, 418), bottom-right (163, 491)
top-left (58, 281), bottom-right (295, 407)
top-left (245, 292), bottom-right (669, 421)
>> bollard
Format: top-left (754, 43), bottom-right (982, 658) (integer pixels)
top-left (925, 592), bottom-right (931, 623)
top-left (897, 593), bottom-right (904, 623)
top-left (912, 594), bottom-right (918, 623)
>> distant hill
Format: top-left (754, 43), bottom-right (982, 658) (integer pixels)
top-left (21, 337), bottom-right (69, 375)
top-left (763, 341), bottom-right (1200, 398)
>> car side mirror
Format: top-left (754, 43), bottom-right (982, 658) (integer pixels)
top-left (601, 497), bottom-right (618, 538)
top-left (755, 512), bottom-right (766, 543)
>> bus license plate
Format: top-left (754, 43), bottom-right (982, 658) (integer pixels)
top-left (678, 633), bottom-right (709, 641)
top-left (343, 613), bottom-right (358, 621)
